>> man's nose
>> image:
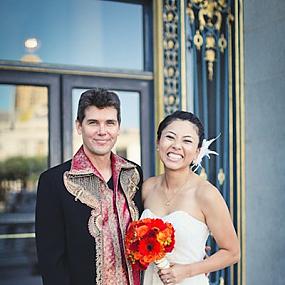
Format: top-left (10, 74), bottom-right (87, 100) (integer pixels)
top-left (98, 124), bottom-right (107, 135)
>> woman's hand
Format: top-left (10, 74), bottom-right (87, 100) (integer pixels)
top-left (158, 264), bottom-right (190, 285)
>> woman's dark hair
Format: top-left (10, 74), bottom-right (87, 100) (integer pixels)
top-left (77, 88), bottom-right (121, 124)
top-left (157, 111), bottom-right (205, 147)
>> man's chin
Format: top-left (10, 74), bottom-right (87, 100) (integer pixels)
top-left (91, 148), bottom-right (113, 156)
top-left (83, 145), bottom-right (110, 156)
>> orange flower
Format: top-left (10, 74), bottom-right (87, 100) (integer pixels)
top-left (135, 225), bottom-right (149, 238)
top-left (125, 218), bottom-right (175, 270)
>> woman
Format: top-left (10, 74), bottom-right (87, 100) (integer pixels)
top-left (141, 111), bottom-right (240, 285)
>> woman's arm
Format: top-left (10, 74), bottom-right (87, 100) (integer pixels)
top-left (159, 183), bottom-right (240, 284)
top-left (185, 183), bottom-right (240, 276)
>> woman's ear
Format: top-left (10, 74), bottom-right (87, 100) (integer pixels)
top-left (193, 147), bottom-right (200, 163)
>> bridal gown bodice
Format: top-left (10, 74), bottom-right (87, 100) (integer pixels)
top-left (140, 209), bottom-right (210, 285)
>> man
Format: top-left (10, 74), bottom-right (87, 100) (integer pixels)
top-left (35, 88), bottom-right (143, 285)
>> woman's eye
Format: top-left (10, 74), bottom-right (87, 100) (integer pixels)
top-left (166, 135), bottom-right (174, 140)
top-left (184, 140), bottom-right (192, 144)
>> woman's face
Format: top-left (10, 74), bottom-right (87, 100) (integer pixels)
top-left (157, 119), bottom-right (200, 171)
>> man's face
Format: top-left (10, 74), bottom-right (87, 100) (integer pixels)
top-left (76, 106), bottom-right (120, 158)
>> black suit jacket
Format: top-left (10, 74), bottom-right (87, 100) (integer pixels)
top-left (35, 160), bottom-right (143, 285)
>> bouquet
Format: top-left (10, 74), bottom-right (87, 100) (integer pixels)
top-left (125, 218), bottom-right (175, 270)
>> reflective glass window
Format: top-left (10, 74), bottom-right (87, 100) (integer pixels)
top-left (0, 0), bottom-right (143, 70)
top-left (0, 84), bottom-right (48, 281)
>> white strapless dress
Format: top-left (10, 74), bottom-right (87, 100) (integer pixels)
top-left (140, 209), bottom-right (210, 285)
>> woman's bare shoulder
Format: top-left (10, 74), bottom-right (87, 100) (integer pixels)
top-left (195, 177), bottom-right (220, 203)
top-left (142, 175), bottom-right (161, 201)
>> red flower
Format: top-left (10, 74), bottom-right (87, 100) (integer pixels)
top-left (139, 237), bottom-right (163, 262)
top-left (125, 218), bottom-right (175, 270)
top-left (151, 219), bottom-right (167, 231)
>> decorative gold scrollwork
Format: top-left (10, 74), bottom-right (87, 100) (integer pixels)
top-left (163, 0), bottom-right (180, 114)
top-left (205, 35), bottom-right (215, 80)
top-left (198, 1), bottom-right (222, 31)
top-left (192, 0), bottom-right (203, 4)
top-left (186, 3), bottom-right (195, 23)
top-left (218, 0), bottom-right (227, 8)
top-left (218, 168), bottom-right (225, 185)
top-left (199, 167), bottom-right (208, 180)
top-left (187, 0), bottom-right (234, 80)
top-left (194, 30), bottom-right (203, 50)
top-left (218, 33), bottom-right (227, 53)
top-left (206, 35), bottom-right (215, 49)
top-left (227, 12), bottom-right (235, 25)
top-left (205, 50), bottom-right (215, 80)
top-left (167, 39), bottom-right (175, 49)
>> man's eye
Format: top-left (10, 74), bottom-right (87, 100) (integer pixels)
top-left (184, 140), bottom-right (192, 144)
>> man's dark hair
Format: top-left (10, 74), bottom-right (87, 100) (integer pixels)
top-left (77, 88), bottom-right (121, 124)
top-left (157, 111), bottom-right (205, 147)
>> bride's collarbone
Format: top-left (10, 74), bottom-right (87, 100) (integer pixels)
top-left (148, 198), bottom-right (205, 223)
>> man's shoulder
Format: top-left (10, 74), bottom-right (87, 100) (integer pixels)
top-left (122, 158), bottom-right (143, 176)
top-left (124, 158), bottom-right (141, 169)
top-left (40, 160), bottom-right (72, 178)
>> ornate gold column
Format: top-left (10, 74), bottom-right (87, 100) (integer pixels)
top-left (153, 0), bottom-right (187, 174)
top-left (234, 0), bottom-right (246, 284)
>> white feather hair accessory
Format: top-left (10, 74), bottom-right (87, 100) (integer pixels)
top-left (192, 134), bottom-right (220, 172)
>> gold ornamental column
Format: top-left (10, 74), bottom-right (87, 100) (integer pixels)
top-left (153, 0), bottom-right (187, 175)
